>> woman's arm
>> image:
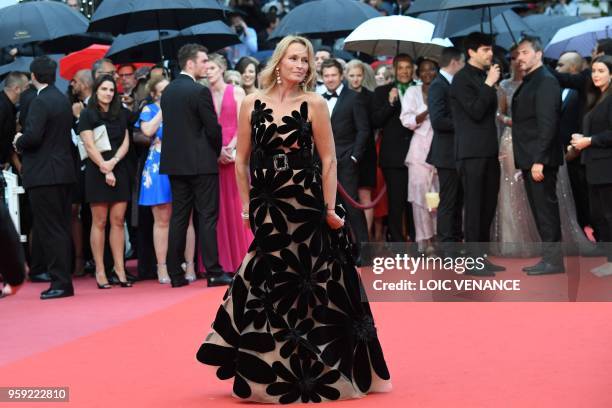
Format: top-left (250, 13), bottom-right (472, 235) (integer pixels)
top-left (140, 106), bottom-right (162, 138)
top-left (229, 86), bottom-right (247, 149)
top-left (399, 88), bottom-right (423, 130)
top-left (310, 94), bottom-right (343, 228)
top-left (80, 129), bottom-right (109, 171)
top-left (235, 94), bottom-right (254, 216)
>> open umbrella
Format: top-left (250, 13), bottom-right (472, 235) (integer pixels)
top-left (270, 0), bottom-right (380, 40)
top-left (522, 14), bottom-right (583, 48)
top-left (418, 6), bottom-right (512, 38)
top-left (39, 32), bottom-right (115, 55)
top-left (343, 15), bottom-right (452, 59)
top-left (544, 16), bottom-right (612, 59)
top-left (0, 1), bottom-right (89, 50)
top-left (106, 21), bottom-right (240, 64)
top-left (0, 55), bottom-right (67, 92)
top-left (59, 44), bottom-right (110, 80)
top-left (88, 0), bottom-right (229, 35)
top-left (449, 9), bottom-right (533, 49)
top-left (407, 0), bottom-right (527, 14)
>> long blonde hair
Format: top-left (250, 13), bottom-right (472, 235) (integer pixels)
top-left (259, 35), bottom-right (316, 91)
top-left (345, 59), bottom-right (377, 92)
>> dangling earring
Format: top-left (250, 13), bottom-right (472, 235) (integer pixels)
top-left (275, 68), bottom-right (282, 85)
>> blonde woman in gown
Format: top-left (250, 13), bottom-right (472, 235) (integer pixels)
top-left (492, 54), bottom-right (593, 257)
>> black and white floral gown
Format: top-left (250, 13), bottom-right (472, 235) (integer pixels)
top-left (196, 99), bottom-right (391, 403)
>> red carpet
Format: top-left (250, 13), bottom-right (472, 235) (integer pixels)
top-left (1, 273), bottom-right (612, 407)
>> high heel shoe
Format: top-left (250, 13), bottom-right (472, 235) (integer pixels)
top-left (184, 261), bottom-right (197, 282)
top-left (95, 273), bottom-right (112, 289)
top-left (118, 280), bottom-right (133, 288)
top-left (157, 263), bottom-right (171, 284)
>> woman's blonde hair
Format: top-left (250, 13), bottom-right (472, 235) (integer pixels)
top-left (146, 76), bottom-right (169, 96)
top-left (207, 53), bottom-right (228, 72)
top-left (259, 35), bottom-right (316, 91)
top-left (345, 59), bottom-right (377, 92)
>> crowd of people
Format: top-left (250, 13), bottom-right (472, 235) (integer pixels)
top-left (2, 24), bottom-right (612, 299)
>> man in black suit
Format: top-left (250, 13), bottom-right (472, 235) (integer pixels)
top-left (555, 51), bottom-right (591, 232)
top-left (427, 47), bottom-right (465, 252)
top-left (320, 59), bottom-right (370, 247)
top-left (371, 54), bottom-right (416, 242)
top-left (160, 44), bottom-right (230, 287)
top-left (13, 56), bottom-right (76, 299)
top-left (449, 32), bottom-right (505, 275)
top-left (513, 36), bottom-right (564, 275)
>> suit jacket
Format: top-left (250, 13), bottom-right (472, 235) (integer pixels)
top-left (0, 91), bottom-right (17, 165)
top-left (581, 93), bottom-right (612, 184)
top-left (449, 64), bottom-right (499, 160)
top-left (329, 86), bottom-right (370, 162)
top-left (559, 88), bottom-right (582, 148)
top-left (18, 85), bottom-right (37, 129)
top-left (159, 74), bottom-right (222, 176)
top-left (371, 83), bottom-right (413, 168)
top-left (512, 65), bottom-right (563, 170)
top-left (427, 73), bottom-right (455, 169)
top-left (15, 85), bottom-right (76, 189)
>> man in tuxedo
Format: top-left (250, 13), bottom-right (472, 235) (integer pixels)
top-left (160, 44), bottom-right (230, 287)
top-left (513, 36), bottom-right (564, 275)
top-left (13, 56), bottom-right (76, 299)
top-left (321, 59), bottom-right (370, 248)
top-left (427, 47), bottom-right (465, 252)
top-left (449, 32), bottom-right (505, 275)
top-left (371, 54), bottom-right (416, 242)
top-left (556, 52), bottom-right (591, 232)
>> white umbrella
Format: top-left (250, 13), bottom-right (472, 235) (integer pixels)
top-left (343, 15), bottom-right (453, 59)
top-left (544, 16), bottom-right (612, 59)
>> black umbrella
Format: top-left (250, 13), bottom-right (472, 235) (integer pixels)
top-left (0, 1), bottom-right (89, 50)
top-left (39, 32), bottom-right (115, 55)
top-left (418, 6), bottom-right (512, 38)
top-left (522, 14), bottom-right (584, 47)
top-left (106, 21), bottom-right (240, 64)
top-left (407, 0), bottom-right (527, 14)
top-left (270, 0), bottom-right (380, 40)
top-left (88, 0), bottom-right (229, 36)
top-left (450, 10), bottom-right (533, 49)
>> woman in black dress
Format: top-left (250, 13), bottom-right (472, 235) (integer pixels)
top-left (78, 75), bottom-right (132, 289)
top-left (571, 55), bottom-right (612, 276)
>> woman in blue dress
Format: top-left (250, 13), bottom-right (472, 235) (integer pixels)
top-left (137, 76), bottom-right (196, 283)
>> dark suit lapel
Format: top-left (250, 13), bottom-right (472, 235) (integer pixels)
top-left (561, 89), bottom-right (574, 112)
top-left (331, 87), bottom-right (348, 122)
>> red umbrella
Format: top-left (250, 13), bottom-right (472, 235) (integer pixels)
top-left (60, 44), bottom-right (110, 80)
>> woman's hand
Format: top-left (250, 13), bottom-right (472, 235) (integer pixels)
top-left (218, 146), bottom-right (235, 165)
top-left (326, 209), bottom-right (344, 230)
top-left (99, 160), bottom-right (116, 174)
top-left (105, 171), bottom-right (116, 187)
top-left (571, 134), bottom-right (591, 150)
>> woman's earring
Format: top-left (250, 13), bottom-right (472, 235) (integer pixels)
top-left (275, 68), bottom-right (282, 85)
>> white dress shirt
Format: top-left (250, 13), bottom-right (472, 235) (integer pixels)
top-left (324, 83), bottom-right (344, 116)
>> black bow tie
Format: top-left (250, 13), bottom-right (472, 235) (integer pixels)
top-left (324, 91), bottom-right (338, 100)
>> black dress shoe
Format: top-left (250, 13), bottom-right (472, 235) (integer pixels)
top-left (527, 262), bottom-right (565, 276)
top-left (522, 260), bottom-right (546, 272)
top-left (464, 267), bottom-right (495, 277)
top-left (207, 273), bottom-right (233, 287)
top-left (484, 259), bottom-right (506, 272)
top-left (170, 277), bottom-right (190, 288)
top-left (30, 272), bottom-right (52, 283)
top-left (40, 287), bottom-right (74, 300)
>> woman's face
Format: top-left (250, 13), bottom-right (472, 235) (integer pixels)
top-left (278, 42), bottom-right (309, 85)
top-left (347, 66), bottom-right (364, 90)
top-left (97, 80), bottom-right (115, 105)
top-left (375, 66), bottom-right (389, 86)
top-left (592, 61), bottom-right (611, 90)
top-left (205, 61), bottom-right (224, 84)
top-left (152, 79), bottom-right (169, 102)
top-left (241, 63), bottom-right (257, 88)
top-left (419, 60), bottom-right (437, 85)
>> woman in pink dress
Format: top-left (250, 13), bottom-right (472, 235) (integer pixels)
top-left (198, 54), bottom-right (253, 275)
top-left (400, 58), bottom-right (439, 254)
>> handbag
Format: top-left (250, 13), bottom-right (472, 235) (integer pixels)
top-left (77, 124), bottom-right (112, 161)
top-left (425, 170), bottom-right (439, 212)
